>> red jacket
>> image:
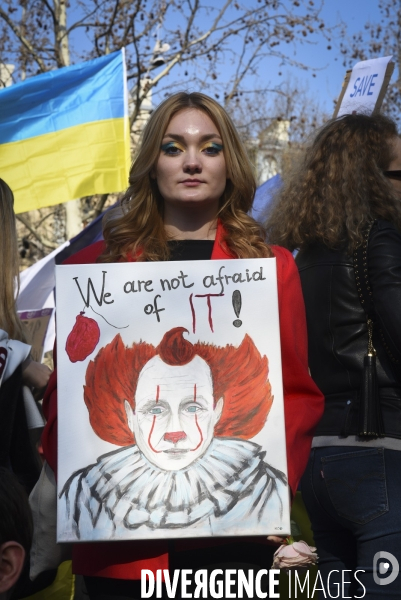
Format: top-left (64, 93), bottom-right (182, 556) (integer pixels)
top-left (42, 222), bottom-right (323, 579)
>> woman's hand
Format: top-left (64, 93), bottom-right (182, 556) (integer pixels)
top-left (22, 359), bottom-right (52, 392)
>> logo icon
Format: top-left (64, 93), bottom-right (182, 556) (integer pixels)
top-left (373, 551), bottom-right (399, 586)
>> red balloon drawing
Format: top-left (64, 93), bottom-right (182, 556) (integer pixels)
top-left (66, 312), bottom-right (100, 362)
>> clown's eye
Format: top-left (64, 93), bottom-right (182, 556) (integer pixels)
top-left (184, 404), bottom-right (204, 414)
top-left (149, 406), bottom-right (165, 415)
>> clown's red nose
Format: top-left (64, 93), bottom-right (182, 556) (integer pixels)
top-left (164, 431), bottom-right (187, 444)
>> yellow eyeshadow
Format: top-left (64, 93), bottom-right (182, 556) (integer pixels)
top-left (199, 142), bottom-right (224, 151)
top-left (161, 141), bottom-right (186, 152)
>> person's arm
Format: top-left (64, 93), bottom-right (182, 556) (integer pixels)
top-left (0, 329), bottom-right (51, 392)
top-left (41, 348), bottom-right (58, 477)
top-left (271, 245), bottom-right (324, 497)
top-left (22, 357), bottom-right (51, 391)
top-left (0, 330), bottom-right (30, 385)
top-left (368, 221), bottom-right (401, 375)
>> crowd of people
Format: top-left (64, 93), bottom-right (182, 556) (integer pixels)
top-left (1, 92), bottom-right (400, 600)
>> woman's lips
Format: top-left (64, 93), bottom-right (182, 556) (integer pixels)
top-left (181, 179), bottom-right (203, 186)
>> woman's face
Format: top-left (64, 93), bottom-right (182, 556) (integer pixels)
top-left (154, 108), bottom-right (227, 212)
top-left (386, 136), bottom-right (401, 196)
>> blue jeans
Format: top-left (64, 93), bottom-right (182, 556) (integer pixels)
top-left (301, 446), bottom-right (401, 599)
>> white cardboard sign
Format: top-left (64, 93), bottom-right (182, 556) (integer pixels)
top-left (56, 258), bottom-right (290, 542)
top-left (336, 55), bottom-right (393, 117)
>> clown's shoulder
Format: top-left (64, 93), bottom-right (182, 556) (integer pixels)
top-left (60, 445), bottom-right (142, 502)
top-left (209, 444), bottom-right (288, 532)
top-left (58, 446), bottom-right (140, 537)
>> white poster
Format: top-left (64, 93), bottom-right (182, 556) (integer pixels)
top-left (56, 258), bottom-right (290, 542)
top-left (337, 55), bottom-right (393, 117)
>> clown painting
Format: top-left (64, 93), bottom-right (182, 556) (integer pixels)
top-left (58, 327), bottom-right (287, 541)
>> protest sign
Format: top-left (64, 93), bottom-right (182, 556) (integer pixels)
top-left (333, 56), bottom-right (394, 118)
top-left (56, 258), bottom-right (290, 542)
top-left (18, 308), bottom-right (54, 362)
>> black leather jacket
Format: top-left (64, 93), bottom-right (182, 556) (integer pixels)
top-left (296, 220), bottom-right (401, 438)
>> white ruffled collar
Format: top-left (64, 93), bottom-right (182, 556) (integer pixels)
top-left (74, 438), bottom-right (285, 530)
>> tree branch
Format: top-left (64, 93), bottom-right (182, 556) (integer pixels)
top-left (16, 214), bottom-right (58, 249)
top-left (0, 6), bottom-right (47, 72)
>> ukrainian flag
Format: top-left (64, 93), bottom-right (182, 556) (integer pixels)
top-left (0, 49), bottom-right (130, 213)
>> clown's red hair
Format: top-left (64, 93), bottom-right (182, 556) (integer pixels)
top-left (84, 327), bottom-right (272, 445)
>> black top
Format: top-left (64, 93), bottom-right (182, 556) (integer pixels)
top-left (296, 219), bottom-right (401, 438)
top-left (167, 239), bottom-right (214, 261)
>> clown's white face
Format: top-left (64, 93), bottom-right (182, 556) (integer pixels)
top-left (125, 355), bottom-right (223, 471)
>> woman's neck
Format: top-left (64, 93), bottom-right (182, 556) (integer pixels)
top-left (163, 203), bottom-right (218, 240)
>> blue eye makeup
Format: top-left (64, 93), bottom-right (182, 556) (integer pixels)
top-left (200, 142), bottom-right (224, 155)
top-left (160, 141), bottom-right (185, 155)
top-left (160, 140), bottom-right (223, 156)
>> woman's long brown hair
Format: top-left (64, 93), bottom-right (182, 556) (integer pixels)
top-left (0, 179), bottom-right (26, 341)
top-left (265, 113), bottom-right (401, 253)
top-left (101, 92), bottom-right (272, 262)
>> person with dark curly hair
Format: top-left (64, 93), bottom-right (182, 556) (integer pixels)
top-left (266, 113), bottom-right (401, 599)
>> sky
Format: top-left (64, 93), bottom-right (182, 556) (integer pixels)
top-left (149, 0), bottom-right (387, 119)
top-left (3, 0), bottom-right (387, 120)
top-left (64, 0), bottom-right (387, 119)
top-left (277, 0), bottom-right (384, 115)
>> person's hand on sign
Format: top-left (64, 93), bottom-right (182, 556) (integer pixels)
top-left (22, 357), bottom-right (52, 395)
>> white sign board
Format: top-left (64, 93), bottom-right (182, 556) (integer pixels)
top-left (335, 56), bottom-right (393, 117)
top-left (56, 258), bottom-right (290, 542)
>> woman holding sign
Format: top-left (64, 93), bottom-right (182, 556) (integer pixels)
top-left (42, 92), bottom-right (323, 599)
top-left (0, 179), bottom-right (51, 489)
top-left (266, 113), bottom-right (401, 598)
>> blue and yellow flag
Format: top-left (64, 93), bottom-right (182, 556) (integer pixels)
top-left (0, 50), bottom-right (130, 213)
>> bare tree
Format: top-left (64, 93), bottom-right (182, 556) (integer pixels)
top-left (0, 0), bottom-right (332, 261)
top-left (229, 78), bottom-right (328, 185)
